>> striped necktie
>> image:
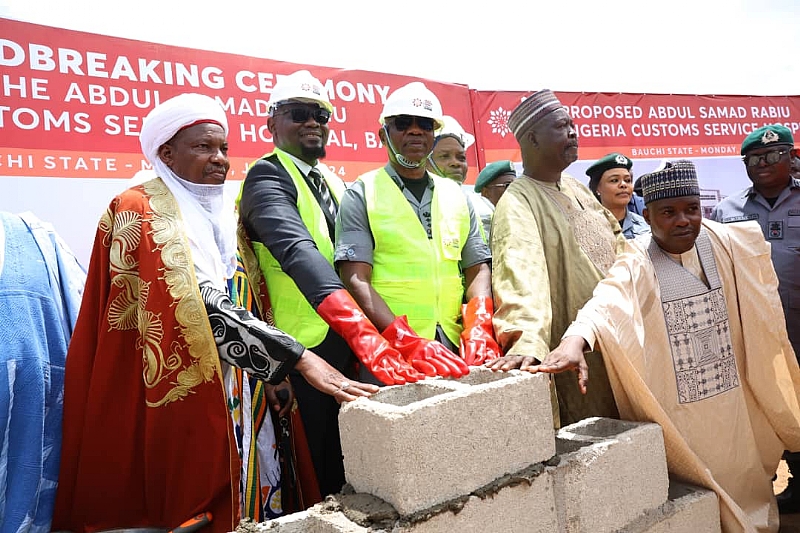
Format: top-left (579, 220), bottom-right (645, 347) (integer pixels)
top-left (308, 167), bottom-right (337, 219)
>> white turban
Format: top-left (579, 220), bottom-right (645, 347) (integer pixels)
top-left (138, 93), bottom-right (236, 288)
top-left (140, 93), bottom-right (229, 164)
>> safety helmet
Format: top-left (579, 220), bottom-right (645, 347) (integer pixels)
top-left (268, 70), bottom-right (333, 114)
top-left (435, 115), bottom-right (475, 149)
top-left (379, 82), bottom-right (444, 130)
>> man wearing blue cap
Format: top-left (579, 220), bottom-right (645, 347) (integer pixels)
top-left (494, 159), bottom-right (800, 532)
top-left (473, 160), bottom-right (516, 241)
top-left (712, 124), bottom-right (800, 513)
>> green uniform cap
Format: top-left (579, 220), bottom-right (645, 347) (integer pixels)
top-left (741, 124), bottom-right (794, 155)
top-left (475, 160), bottom-right (516, 192)
top-left (585, 153), bottom-right (633, 181)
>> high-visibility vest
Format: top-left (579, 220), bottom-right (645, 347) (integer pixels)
top-left (360, 168), bottom-right (469, 344)
top-left (242, 149), bottom-right (346, 347)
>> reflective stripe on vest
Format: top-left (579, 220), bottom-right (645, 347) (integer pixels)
top-left (361, 168), bottom-right (468, 344)
top-left (242, 149), bottom-right (346, 347)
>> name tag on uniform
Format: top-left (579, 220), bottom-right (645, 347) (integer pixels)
top-left (722, 214), bottom-right (759, 223)
top-left (768, 221), bottom-right (784, 239)
top-left (788, 209), bottom-right (800, 216)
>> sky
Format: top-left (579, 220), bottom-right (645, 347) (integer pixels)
top-left (1, 0), bottom-right (799, 96)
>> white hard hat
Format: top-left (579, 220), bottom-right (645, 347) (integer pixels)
top-left (379, 82), bottom-right (444, 130)
top-left (268, 70), bottom-right (333, 114)
top-left (436, 115), bottom-right (475, 149)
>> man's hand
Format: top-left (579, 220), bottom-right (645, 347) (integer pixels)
top-left (459, 296), bottom-right (502, 366)
top-left (485, 336), bottom-right (590, 394)
top-left (382, 315), bottom-right (469, 379)
top-left (485, 355), bottom-right (540, 372)
top-left (294, 350), bottom-right (379, 403)
top-left (316, 288), bottom-right (424, 385)
top-left (265, 380), bottom-right (295, 417)
top-left (529, 336), bottom-right (590, 394)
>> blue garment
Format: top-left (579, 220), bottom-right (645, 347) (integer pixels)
top-left (18, 212), bottom-right (85, 340)
top-left (620, 210), bottom-right (651, 239)
top-left (0, 212), bottom-right (84, 533)
top-left (627, 194), bottom-right (646, 215)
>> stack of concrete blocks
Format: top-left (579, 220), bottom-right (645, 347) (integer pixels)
top-left (237, 367), bottom-right (721, 532)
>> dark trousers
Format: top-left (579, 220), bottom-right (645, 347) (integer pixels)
top-left (289, 330), bottom-right (354, 497)
top-left (786, 451), bottom-right (800, 479)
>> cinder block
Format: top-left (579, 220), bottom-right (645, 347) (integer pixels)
top-left (399, 466), bottom-right (557, 533)
top-left (551, 417), bottom-right (669, 532)
top-left (338, 368), bottom-right (555, 515)
top-left (235, 510), bottom-right (368, 532)
top-left (619, 481), bottom-right (720, 533)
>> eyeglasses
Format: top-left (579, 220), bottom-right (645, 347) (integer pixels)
top-left (488, 182), bottom-right (512, 189)
top-left (743, 149), bottom-right (790, 167)
top-left (274, 106), bottom-right (331, 125)
top-left (390, 115), bottom-right (436, 132)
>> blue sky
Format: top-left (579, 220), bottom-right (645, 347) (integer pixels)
top-left (1, 0), bottom-right (798, 95)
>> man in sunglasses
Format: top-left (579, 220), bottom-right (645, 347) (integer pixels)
top-left (335, 82), bottom-right (498, 382)
top-left (712, 124), bottom-right (800, 513)
top-left (239, 70), bottom-right (421, 498)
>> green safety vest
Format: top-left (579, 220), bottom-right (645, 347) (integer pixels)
top-left (360, 168), bottom-right (469, 344)
top-left (240, 148), bottom-right (346, 347)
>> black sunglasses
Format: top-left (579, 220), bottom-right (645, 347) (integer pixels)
top-left (743, 149), bottom-right (790, 167)
top-left (390, 115), bottom-right (436, 132)
top-left (274, 105), bottom-right (331, 125)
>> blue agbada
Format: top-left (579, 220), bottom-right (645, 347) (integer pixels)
top-left (0, 212), bottom-right (84, 533)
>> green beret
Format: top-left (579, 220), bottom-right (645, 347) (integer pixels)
top-left (475, 160), bottom-right (516, 192)
top-left (585, 153), bottom-right (632, 181)
top-left (741, 124), bottom-right (794, 154)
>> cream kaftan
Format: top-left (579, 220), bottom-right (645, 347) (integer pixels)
top-left (491, 174), bottom-right (625, 425)
top-left (566, 219), bottom-right (800, 533)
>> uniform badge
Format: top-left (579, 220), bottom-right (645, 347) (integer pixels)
top-left (761, 129), bottom-right (779, 144)
top-left (442, 237), bottom-right (461, 249)
top-left (768, 220), bottom-right (784, 239)
top-left (615, 154), bottom-right (628, 165)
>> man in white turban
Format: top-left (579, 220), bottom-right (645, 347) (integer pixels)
top-left (53, 93), bottom-right (376, 533)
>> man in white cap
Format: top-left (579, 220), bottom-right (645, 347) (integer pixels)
top-left (494, 160), bottom-right (800, 533)
top-left (487, 89), bottom-right (623, 427)
top-left (54, 93), bottom-right (376, 533)
top-left (335, 81), bottom-right (498, 379)
top-left (239, 70), bottom-right (418, 498)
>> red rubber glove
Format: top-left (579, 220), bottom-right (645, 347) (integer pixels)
top-left (382, 315), bottom-right (469, 379)
top-left (317, 289), bottom-right (423, 386)
top-left (459, 296), bottom-right (502, 366)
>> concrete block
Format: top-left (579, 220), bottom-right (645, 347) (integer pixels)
top-left (619, 480), bottom-right (720, 533)
top-left (338, 367), bottom-right (555, 515)
top-left (313, 463), bottom-right (557, 533)
top-left (551, 417), bottom-right (669, 532)
top-left (398, 466), bottom-right (557, 533)
top-left (235, 510), bottom-right (368, 532)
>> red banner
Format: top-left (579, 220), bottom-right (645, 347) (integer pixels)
top-left (0, 18), bottom-right (476, 181)
top-left (2, 18), bottom-right (800, 185)
top-left (472, 91), bottom-right (800, 169)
